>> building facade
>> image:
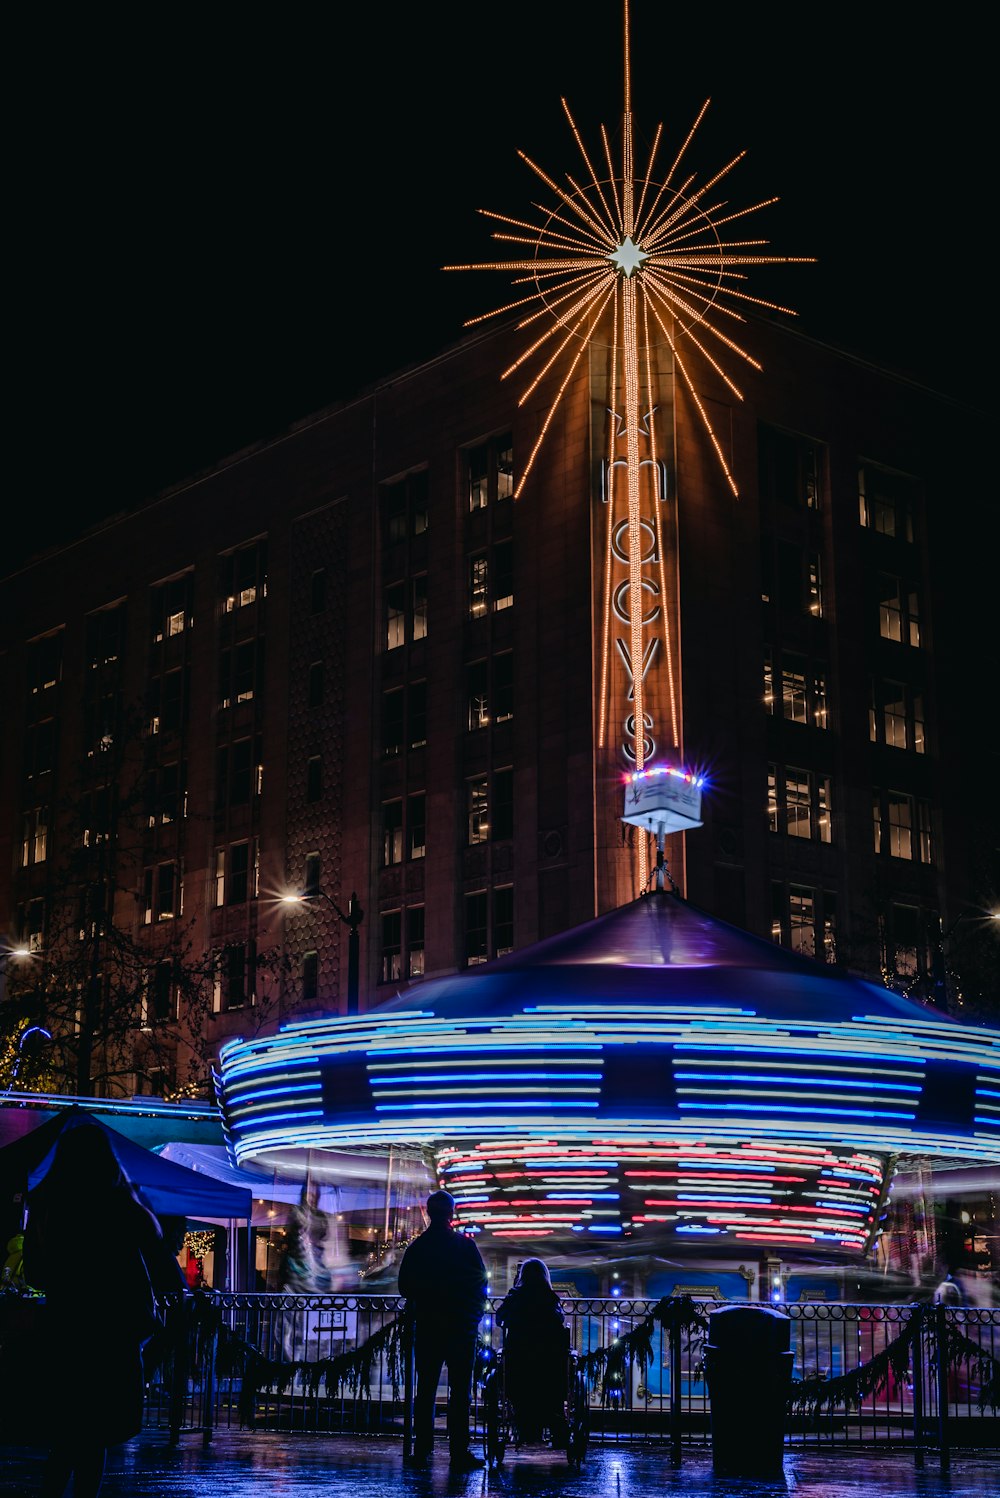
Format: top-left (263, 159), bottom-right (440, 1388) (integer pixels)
top-left (0, 310), bottom-right (987, 1099)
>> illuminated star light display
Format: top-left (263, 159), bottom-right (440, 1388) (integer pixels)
top-left (445, 0), bottom-right (812, 789)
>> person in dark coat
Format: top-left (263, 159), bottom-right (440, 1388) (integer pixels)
top-left (21, 1123), bottom-right (182, 1498)
top-left (496, 1257), bottom-right (570, 1443)
top-left (396, 1189), bottom-right (488, 1472)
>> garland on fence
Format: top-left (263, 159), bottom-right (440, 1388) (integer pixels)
top-left (212, 1311), bottom-right (406, 1427)
top-left (788, 1311), bottom-right (1000, 1417)
top-left (576, 1295), bottom-right (709, 1405)
top-left (789, 1316), bottom-right (919, 1415)
top-left (937, 1319), bottom-right (1000, 1414)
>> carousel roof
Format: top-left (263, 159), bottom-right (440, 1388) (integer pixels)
top-left (218, 891), bottom-right (1000, 1167)
top-left (370, 889), bottom-right (948, 1024)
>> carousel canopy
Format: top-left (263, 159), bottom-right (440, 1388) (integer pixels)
top-left (216, 892), bottom-right (1000, 1253)
top-left (0, 1105), bottom-right (251, 1221)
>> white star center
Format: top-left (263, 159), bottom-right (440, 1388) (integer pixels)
top-left (608, 236), bottom-right (649, 278)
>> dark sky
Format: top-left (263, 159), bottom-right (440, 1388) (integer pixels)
top-left (7, 5), bottom-right (987, 570)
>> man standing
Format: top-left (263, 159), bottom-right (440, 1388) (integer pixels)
top-left (397, 1189), bottom-right (488, 1472)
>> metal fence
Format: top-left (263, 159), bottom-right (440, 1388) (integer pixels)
top-left (143, 1293), bottom-right (999, 1461)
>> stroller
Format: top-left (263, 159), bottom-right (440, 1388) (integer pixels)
top-left (482, 1324), bottom-right (589, 1469)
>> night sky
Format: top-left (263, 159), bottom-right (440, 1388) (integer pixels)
top-left (7, 5), bottom-right (988, 572)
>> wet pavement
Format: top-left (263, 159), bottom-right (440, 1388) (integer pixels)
top-left (1, 1434), bottom-right (995, 1497)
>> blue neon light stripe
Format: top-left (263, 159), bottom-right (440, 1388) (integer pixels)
top-left (374, 1101), bottom-right (601, 1112)
top-left (678, 1103), bottom-right (915, 1119)
top-left (673, 1072), bottom-right (921, 1091)
top-left (674, 1045), bottom-right (923, 1065)
top-left (368, 1072), bottom-right (603, 1084)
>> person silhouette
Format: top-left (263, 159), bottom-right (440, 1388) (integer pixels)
top-left (397, 1189), bottom-right (487, 1472)
top-left (496, 1257), bottom-right (570, 1444)
top-left (21, 1123), bottom-right (182, 1498)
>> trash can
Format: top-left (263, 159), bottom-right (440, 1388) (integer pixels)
top-left (704, 1304), bottom-right (792, 1478)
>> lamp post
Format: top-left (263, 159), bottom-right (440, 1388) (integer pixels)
top-left (280, 889), bottom-right (364, 1015)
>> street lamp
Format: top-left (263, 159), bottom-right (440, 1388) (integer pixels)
top-left (280, 889), bottom-right (364, 1015)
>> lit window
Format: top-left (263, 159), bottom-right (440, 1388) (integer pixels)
top-left (891, 903), bottom-right (922, 979)
top-left (883, 682), bottom-right (908, 749)
top-left (887, 791), bottom-right (913, 860)
top-left (469, 555), bottom-right (488, 618)
top-left (807, 554), bottom-right (823, 617)
top-left (786, 770), bottom-right (812, 839)
top-left (407, 907), bottom-right (425, 978)
top-left (380, 911), bottom-right (402, 983)
top-left (214, 849), bottom-right (225, 908)
top-left (385, 583), bottom-right (405, 650)
top-left (789, 885), bottom-right (815, 957)
top-left (763, 649), bottom-right (775, 713)
top-left (766, 767), bottom-right (779, 833)
top-left (497, 436), bottom-right (514, 501)
top-left (821, 894), bottom-right (837, 964)
top-left (818, 776), bottom-right (832, 843)
top-left (493, 540), bottom-right (514, 611)
top-left (781, 656), bottom-right (808, 723)
top-left (382, 801), bottom-right (403, 866)
top-left (412, 574), bottom-right (428, 641)
top-left (917, 800), bottom-right (934, 864)
top-left (467, 778), bottom-right (488, 845)
top-left (21, 807), bottom-right (48, 867)
top-left (468, 659), bottom-right (489, 730)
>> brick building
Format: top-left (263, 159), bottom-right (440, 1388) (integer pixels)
top-left (0, 308), bottom-right (987, 1097)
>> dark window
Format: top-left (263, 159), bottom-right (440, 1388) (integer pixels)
top-left (383, 688), bottom-right (404, 756)
top-left (304, 852), bottom-right (321, 897)
top-left (464, 892), bottom-right (488, 967)
top-left (308, 661), bottom-right (325, 708)
top-left (493, 768), bottom-right (514, 841)
top-left (382, 801), bottom-right (403, 865)
top-left (307, 755), bottom-right (323, 803)
top-left (230, 843), bottom-right (250, 904)
top-left (151, 960), bottom-right (175, 1023)
top-left (86, 606), bottom-right (125, 669)
top-left (225, 945), bottom-right (247, 1008)
top-left (27, 634), bottom-right (63, 696)
top-left (302, 951), bottom-right (319, 1003)
top-left (230, 739), bottom-right (253, 804)
top-left (408, 792), bottom-right (426, 860)
top-left (494, 886), bottom-right (514, 956)
top-left (408, 680), bottom-right (427, 748)
top-left (310, 568), bottom-right (327, 614)
top-left (495, 652), bottom-right (514, 722)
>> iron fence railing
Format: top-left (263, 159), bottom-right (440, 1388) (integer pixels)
top-left (141, 1293), bottom-right (999, 1462)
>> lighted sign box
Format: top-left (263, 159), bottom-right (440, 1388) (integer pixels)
top-left (622, 767), bottom-right (703, 833)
